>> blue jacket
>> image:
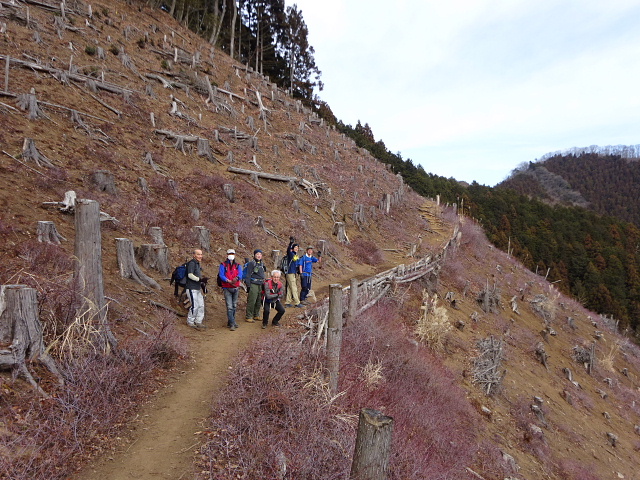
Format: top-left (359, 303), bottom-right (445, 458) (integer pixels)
top-left (299, 254), bottom-right (318, 276)
top-left (286, 248), bottom-right (301, 275)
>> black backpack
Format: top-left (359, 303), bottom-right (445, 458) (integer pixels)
top-left (279, 255), bottom-right (289, 274)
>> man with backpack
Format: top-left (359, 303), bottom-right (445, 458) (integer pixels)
top-left (218, 248), bottom-right (243, 331)
top-left (244, 249), bottom-right (267, 322)
top-left (261, 269), bottom-right (285, 329)
top-left (186, 249), bottom-right (207, 330)
top-left (300, 246), bottom-right (321, 304)
top-left (283, 237), bottom-right (302, 308)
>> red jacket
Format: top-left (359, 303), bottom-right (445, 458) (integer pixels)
top-left (220, 261), bottom-right (241, 288)
top-left (262, 278), bottom-right (283, 302)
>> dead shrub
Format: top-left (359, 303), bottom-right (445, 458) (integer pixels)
top-left (415, 290), bottom-right (451, 350)
top-left (347, 236), bottom-right (383, 266)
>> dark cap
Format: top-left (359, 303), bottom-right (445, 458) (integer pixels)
top-left (254, 249), bottom-right (263, 255)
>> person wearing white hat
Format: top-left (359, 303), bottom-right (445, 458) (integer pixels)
top-left (218, 248), bottom-right (243, 330)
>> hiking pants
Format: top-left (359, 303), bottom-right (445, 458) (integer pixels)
top-left (223, 287), bottom-right (239, 327)
top-left (300, 275), bottom-right (312, 302)
top-left (246, 283), bottom-right (263, 319)
top-left (285, 273), bottom-right (300, 305)
top-left (263, 300), bottom-right (285, 326)
top-left (187, 289), bottom-right (205, 326)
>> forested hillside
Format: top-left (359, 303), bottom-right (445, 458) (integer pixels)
top-left (501, 154), bottom-right (640, 226)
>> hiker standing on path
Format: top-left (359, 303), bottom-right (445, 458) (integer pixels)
top-left (284, 237), bottom-right (302, 308)
top-left (186, 249), bottom-right (207, 330)
top-left (244, 249), bottom-right (267, 322)
top-left (262, 270), bottom-right (285, 329)
top-left (300, 246), bottom-right (321, 304)
top-left (219, 248), bottom-right (243, 331)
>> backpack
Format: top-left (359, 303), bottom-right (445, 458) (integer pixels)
top-left (170, 262), bottom-right (188, 286)
top-left (216, 272), bottom-right (223, 287)
top-left (279, 255), bottom-right (289, 274)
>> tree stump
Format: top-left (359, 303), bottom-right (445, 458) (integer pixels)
top-left (22, 137), bottom-right (53, 167)
top-left (36, 220), bottom-right (66, 244)
top-left (327, 284), bottom-right (343, 395)
top-left (89, 170), bottom-right (117, 194)
top-left (292, 199), bottom-right (300, 213)
top-left (223, 183), bottom-right (235, 202)
top-left (333, 222), bottom-right (348, 244)
top-left (116, 238), bottom-right (161, 290)
top-left (318, 239), bottom-right (327, 256)
top-left (349, 409), bottom-right (394, 480)
top-left (138, 177), bottom-right (149, 194)
top-left (194, 226), bottom-right (210, 252)
top-left (135, 244), bottom-right (170, 276)
top-left (74, 199), bottom-right (117, 354)
top-left (148, 226), bottom-right (165, 246)
top-left (271, 250), bottom-right (281, 271)
top-left (0, 285), bottom-right (63, 395)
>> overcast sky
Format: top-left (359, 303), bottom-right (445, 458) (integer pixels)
top-left (284, 0), bottom-right (640, 186)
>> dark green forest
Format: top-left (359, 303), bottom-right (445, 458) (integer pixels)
top-left (148, 1), bottom-right (640, 336)
top-left (333, 122), bottom-right (640, 336)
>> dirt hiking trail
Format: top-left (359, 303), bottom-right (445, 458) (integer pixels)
top-left (75, 264), bottom-right (380, 480)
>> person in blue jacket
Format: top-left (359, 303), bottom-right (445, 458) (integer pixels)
top-left (299, 246), bottom-right (321, 303)
top-left (218, 248), bottom-right (243, 330)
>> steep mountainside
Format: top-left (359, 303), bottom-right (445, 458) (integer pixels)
top-left (0, 2), bottom-right (639, 480)
top-left (499, 154), bottom-right (640, 226)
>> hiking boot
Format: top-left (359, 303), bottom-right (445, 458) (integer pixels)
top-left (187, 323), bottom-right (197, 329)
top-left (195, 324), bottom-right (206, 331)
top-left (272, 323), bottom-right (280, 327)
top-left (253, 317), bottom-right (261, 321)
top-left (262, 324), bottom-right (267, 329)
top-left (230, 325), bottom-right (237, 331)
top-left (245, 318), bottom-right (255, 323)
top-left (284, 304), bottom-right (293, 307)
top-left (295, 304), bottom-right (305, 308)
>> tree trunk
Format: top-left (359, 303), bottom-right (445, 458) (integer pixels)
top-left (0, 285), bottom-right (63, 395)
top-left (229, 0), bottom-right (237, 59)
top-left (36, 220), bottom-right (66, 244)
top-left (327, 284), bottom-right (343, 396)
top-left (349, 409), bottom-right (394, 480)
top-left (135, 244), bottom-right (170, 276)
top-left (223, 183), bottom-right (235, 202)
top-left (74, 199), bottom-right (117, 353)
top-left (271, 250), bottom-right (280, 271)
top-left (115, 238), bottom-right (161, 290)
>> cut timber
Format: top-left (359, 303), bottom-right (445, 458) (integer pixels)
top-left (228, 166), bottom-right (296, 183)
top-left (135, 244), bottom-right (170, 276)
top-left (0, 285), bottom-right (63, 396)
top-left (73, 199), bottom-right (118, 354)
top-left (349, 408), bottom-right (394, 480)
top-left (115, 238), bottom-right (161, 290)
top-left (36, 220), bottom-right (66, 244)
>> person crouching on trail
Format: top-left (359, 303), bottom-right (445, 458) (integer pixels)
top-left (186, 249), bottom-right (207, 330)
top-left (262, 270), bottom-right (285, 329)
top-left (244, 249), bottom-right (267, 322)
top-left (219, 248), bottom-right (243, 331)
top-left (299, 246), bottom-right (321, 304)
top-left (285, 238), bottom-right (302, 308)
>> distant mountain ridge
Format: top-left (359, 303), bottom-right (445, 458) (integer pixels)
top-left (498, 152), bottom-right (640, 226)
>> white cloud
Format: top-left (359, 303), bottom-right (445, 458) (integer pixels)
top-left (286, 0), bottom-right (640, 185)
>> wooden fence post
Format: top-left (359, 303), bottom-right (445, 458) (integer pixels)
top-left (271, 249), bottom-right (281, 270)
top-left (348, 278), bottom-right (358, 328)
top-left (74, 199), bottom-right (117, 353)
top-left (327, 283), bottom-right (343, 395)
top-left (350, 408), bottom-right (394, 480)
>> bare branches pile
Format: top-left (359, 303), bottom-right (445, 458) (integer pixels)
top-left (472, 336), bottom-right (505, 395)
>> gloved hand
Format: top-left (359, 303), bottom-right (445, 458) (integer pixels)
top-left (200, 276), bottom-right (209, 284)
top-left (317, 251), bottom-right (322, 257)
top-left (289, 236), bottom-right (295, 243)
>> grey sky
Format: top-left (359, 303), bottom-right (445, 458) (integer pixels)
top-left (286, 0), bottom-right (640, 186)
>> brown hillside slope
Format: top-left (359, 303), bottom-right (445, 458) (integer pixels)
top-left (0, 0), bottom-right (446, 478)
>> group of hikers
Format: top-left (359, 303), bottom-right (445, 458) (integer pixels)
top-left (178, 237), bottom-right (322, 331)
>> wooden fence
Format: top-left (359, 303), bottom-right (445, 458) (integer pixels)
top-left (302, 222), bottom-right (462, 351)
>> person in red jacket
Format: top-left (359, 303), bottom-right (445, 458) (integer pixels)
top-left (219, 248), bottom-right (243, 330)
top-left (261, 270), bottom-right (285, 329)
